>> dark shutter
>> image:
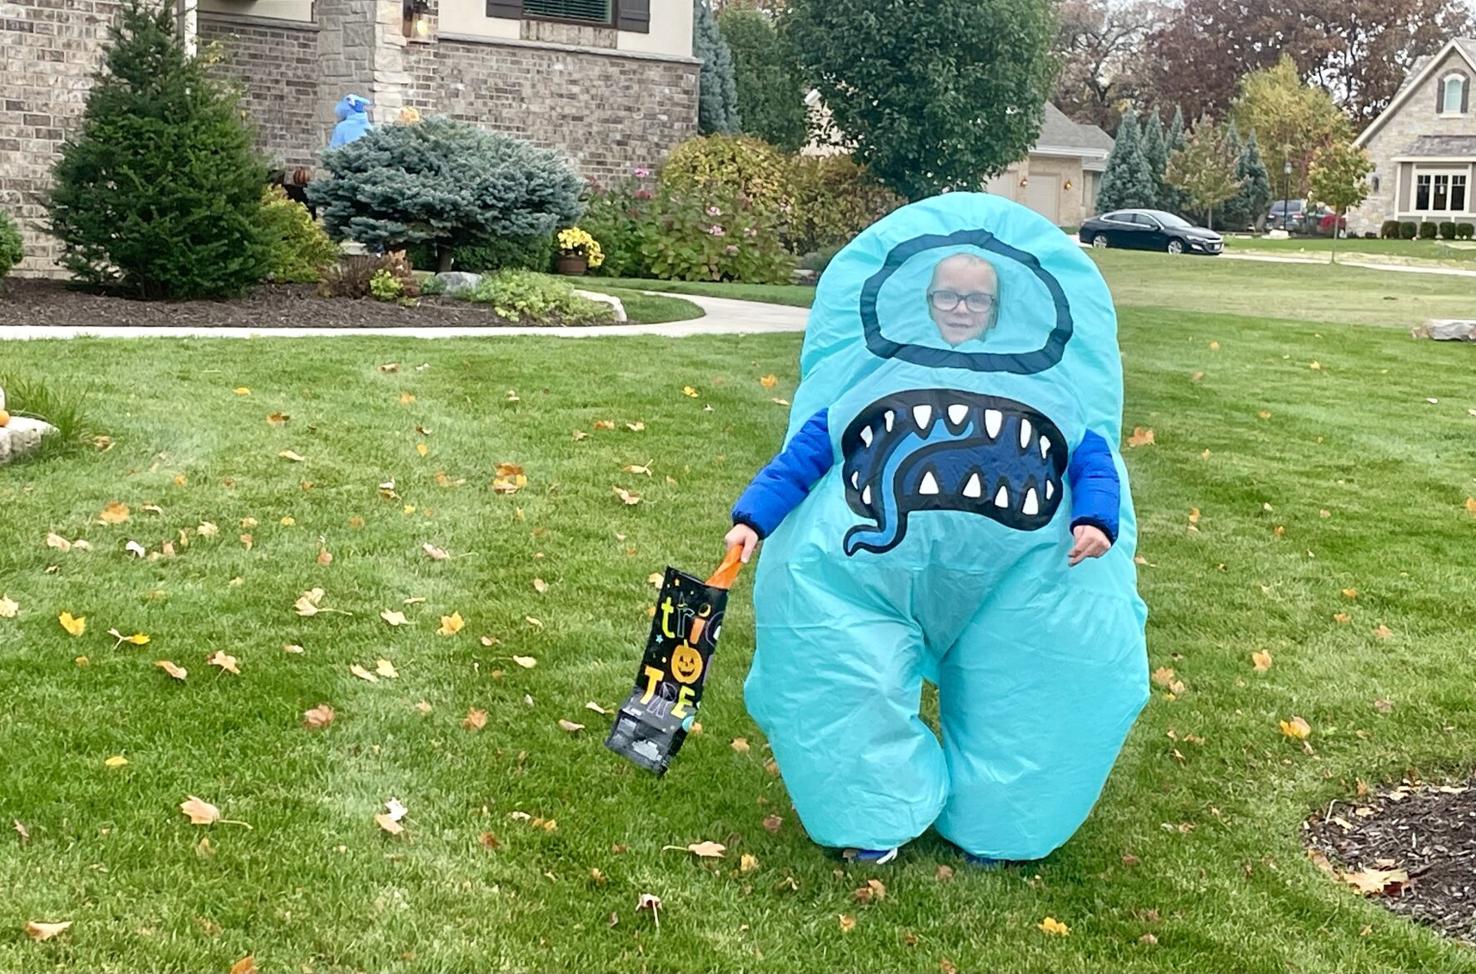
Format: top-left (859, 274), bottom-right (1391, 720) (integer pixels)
top-left (1438, 76), bottom-right (1445, 113)
top-left (1463, 75), bottom-right (1470, 114)
top-left (487, 0), bottom-right (523, 18)
top-left (616, 0), bottom-right (649, 33)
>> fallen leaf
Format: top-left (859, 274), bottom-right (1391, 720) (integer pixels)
top-left (463, 708), bottom-right (488, 731)
top-left (1127, 427), bottom-right (1155, 448)
top-left (107, 628), bottom-right (149, 647)
top-left (558, 719), bottom-right (585, 733)
top-left (585, 701), bottom-right (610, 715)
top-left (1258, 410), bottom-right (1272, 420)
top-left (854, 878), bottom-right (887, 904)
top-left (0, 595), bottom-right (16, 618)
top-left (278, 450), bottom-right (306, 463)
top-left (667, 840), bottom-right (725, 858)
top-left (58, 611), bottom-right (86, 637)
top-left (1342, 588), bottom-right (1358, 600)
top-left (1191, 370), bottom-right (1205, 382)
top-left (229, 956), bottom-right (257, 974)
top-left (682, 386), bottom-right (699, 398)
top-left (438, 612), bottom-right (465, 637)
top-left (155, 660), bottom-right (187, 681)
top-left (125, 540), bottom-right (147, 558)
top-left (1373, 624), bottom-right (1394, 640)
top-left (594, 420), bottom-right (616, 431)
top-left (533, 578), bottom-right (549, 594)
top-left (1342, 867), bottom-right (1409, 897)
top-left (421, 542), bottom-right (450, 561)
top-left (731, 737), bottom-right (751, 753)
top-left (1333, 612), bottom-right (1351, 624)
top-left (207, 651), bottom-right (240, 675)
top-left (303, 704), bottom-right (335, 729)
top-left (491, 462), bottom-right (528, 495)
top-left (626, 421), bottom-right (646, 432)
top-left (45, 532), bottom-right (72, 552)
top-left (1140, 933), bottom-right (1158, 945)
top-left (414, 700), bottom-right (433, 715)
top-left (525, 616), bottom-right (544, 630)
top-left (374, 813), bottom-right (404, 836)
top-left (1374, 698), bottom-right (1394, 714)
top-left (1310, 361), bottom-right (1322, 370)
top-left (571, 429), bottom-right (588, 441)
top-left (99, 500), bottom-right (131, 525)
top-left (104, 755), bottom-right (128, 768)
top-left (283, 643), bottom-right (305, 654)
top-left (294, 588), bottom-right (326, 616)
top-left (24, 920), bottom-right (72, 941)
top-left (1151, 667), bottom-right (1177, 689)
top-left (1038, 917), bottom-right (1070, 936)
top-left (180, 796), bottom-right (221, 825)
top-left (1252, 650), bottom-right (1272, 672)
top-left (380, 609), bottom-right (408, 627)
top-left (350, 664), bottom-right (378, 683)
top-left (763, 814), bottom-right (783, 833)
top-left (316, 548), bottom-right (333, 566)
top-left (612, 486), bottom-right (642, 505)
top-left (374, 658), bottom-right (398, 679)
top-left (1465, 497), bottom-right (1476, 516)
top-left (637, 893), bottom-right (662, 929)
top-left (1279, 716), bottom-right (1312, 740)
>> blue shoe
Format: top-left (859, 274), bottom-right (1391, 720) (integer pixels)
top-left (851, 847), bottom-right (899, 865)
top-left (964, 853), bottom-right (1006, 870)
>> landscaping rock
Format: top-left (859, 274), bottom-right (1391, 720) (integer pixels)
top-left (574, 289), bottom-right (627, 323)
top-left (433, 271), bottom-right (483, 295)
top-left (1419, 319), bottom-right (1476, 342)
top-left (0, 387), bottom-right (58, 464)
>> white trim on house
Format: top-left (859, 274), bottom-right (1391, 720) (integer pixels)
top-left (1404, 165), bottom-right (1473, 216)
top-left (1393, 155), bottom-right (1476, 162)
top-left (1032, 144), bottom-right (1109, 160)
top-left (1439, 71), bottom-right (1470, 115)
top-left (1355, 39), bottom-right (1476, 147)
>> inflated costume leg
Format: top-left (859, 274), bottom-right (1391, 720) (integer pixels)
top-left (934, 587), bottom-right (1148, 861)
top-left (744, 568), bottom-right (949, 851)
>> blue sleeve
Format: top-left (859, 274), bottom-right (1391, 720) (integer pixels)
top-left (1068, 429), bottom-right (1120, 544)
top-left (731, 409), bottom-right (834, 538)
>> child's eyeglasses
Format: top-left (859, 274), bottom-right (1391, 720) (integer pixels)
top-left (928, 290), bottom-right (996, 313)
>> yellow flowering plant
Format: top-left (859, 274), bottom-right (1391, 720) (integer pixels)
top-left (557, 227), bottom-right (605, 269)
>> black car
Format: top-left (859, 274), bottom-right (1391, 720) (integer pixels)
top-left (1078, 209), bottom-right (1224, 255)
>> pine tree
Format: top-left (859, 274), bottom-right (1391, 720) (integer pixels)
top-left (695, 0), bottom-right (740, 134)
top-left (1159, 105), bottom-right (1189, 214)
top-left (47, 0), bottom-right (269, 298)
top-left (1139, 110), bottom-right (1167, 209)
top-left (1096, 109), bottom-right (1156, 212)
top-left (1225, 129), bottom-right (1272, 231)
top-left (1215, 120), bottom-right (1244, 229)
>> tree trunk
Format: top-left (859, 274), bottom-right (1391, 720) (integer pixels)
top-left (1330, 209), bottom-right (1339, 264)
top-left (436, 246), bottom-right (454, 273)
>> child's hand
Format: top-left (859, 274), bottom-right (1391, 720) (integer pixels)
top-left (725, 523), bottom-right (760, 563)
top-left (1068, 525), bottom-right (1111, 566)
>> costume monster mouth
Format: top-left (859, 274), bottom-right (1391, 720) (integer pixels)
top-left (840, 389), bottom-right (1069, 556)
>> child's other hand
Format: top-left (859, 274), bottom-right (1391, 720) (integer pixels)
top-left (1068, 525), bottom-right (1111, 566)
top-left (725, 523), bottom-right (760, 563)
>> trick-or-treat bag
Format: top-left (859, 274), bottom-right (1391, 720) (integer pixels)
top-left (605, 548), bottom-right (744, 775)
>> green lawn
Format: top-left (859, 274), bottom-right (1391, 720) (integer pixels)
top-left (3, 290), bottom-right (1476, 971)
top-left (581, 286), bottom-right (704, 324)
top-left (609, 250), bottom-right (1476, 330)
top-left (1226, 235), bottom-right (1476, 265)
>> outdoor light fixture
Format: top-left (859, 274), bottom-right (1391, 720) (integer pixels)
top-left (1063, 179), bottom-right (1073, 191)
top-left (403, 0), bottom-right (431, 38)
top-left (1019, 176), bottom-right (1030, 188)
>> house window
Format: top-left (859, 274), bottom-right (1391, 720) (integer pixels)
top-left (1440, 73), bottom-right (1469, 114)
top-left (1414, 172), bottom-right (1468, 213)
top-left (524, 0), bottom-right (612, 23)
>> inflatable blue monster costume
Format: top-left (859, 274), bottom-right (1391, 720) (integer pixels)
top-left (734, 193), bottom-right (1148, 861)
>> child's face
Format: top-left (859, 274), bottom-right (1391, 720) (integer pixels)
top-left (927, 257), bottom-right (999, 347)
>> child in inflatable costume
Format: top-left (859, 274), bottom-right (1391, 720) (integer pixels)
top-left (725, 193), bottom-right (1148, 864)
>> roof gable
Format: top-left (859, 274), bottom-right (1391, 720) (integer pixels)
top-left (1357, 39), bottom-right (1476, 147)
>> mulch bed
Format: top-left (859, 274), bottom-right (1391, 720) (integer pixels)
top-left (0, 277), bottom-right (535, 328)
top-left (1304, 776), bottom-right (1476, 942)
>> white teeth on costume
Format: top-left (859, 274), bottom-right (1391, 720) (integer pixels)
top-left (860, 426), bottom-right (873, 447)
top-left (948, 403), bottom-right (968, 427)
top-left (985, 409), bottom-right (1002, 438)
top-left (963, 472), bottom-right (983, 498)
top-left (1019, 418), bottom-right (1033, 450)
top-left (883, 410), bottom-right (895, 432)
top-left (1045, 479), bottom-right (1055, 500)
top-left (1039, 435), bottom-right (1050, 459)
top-left (919, 471), bottom-right (940, 495)
top-left (1023, 488), bottom-right (1040, 516)
top-left (994, 484), bottom-right (1009, 508)
top-left (850, 470), bottom-right (859, 489)
top-left (912, 404), bottom-right (932, 430)
top-left (861, 485), bottom-right (871, 506)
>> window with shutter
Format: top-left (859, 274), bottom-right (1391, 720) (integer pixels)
top-left (486, 0), bottom-right (524, 18)
top-left (522, 0), bottom-right (613, 24)
top-left (1439, 73), bottom-right (1469, 114)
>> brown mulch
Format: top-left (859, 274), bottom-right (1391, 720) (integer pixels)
top-left (0, 277), bottom-right (532, 328)
top-left (1304, 776), bottom-right (1476, 943)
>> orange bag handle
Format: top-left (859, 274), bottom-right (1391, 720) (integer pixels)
top-left (705, 545), bottom-right (745, 590)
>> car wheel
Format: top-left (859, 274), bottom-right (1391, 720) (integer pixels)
top-left (1092, 234), bottom-right (1109, 249)
top-left (1166, 238), bottom-right (1184, 255)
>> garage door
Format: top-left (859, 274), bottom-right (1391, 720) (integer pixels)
top-left (1024, 174), bottom-right (1061, 224)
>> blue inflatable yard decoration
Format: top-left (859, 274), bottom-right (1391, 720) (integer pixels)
top-left (741, 192), bottom-right (1148, 861)
top-left (329, 94), bottom-right (372, 149)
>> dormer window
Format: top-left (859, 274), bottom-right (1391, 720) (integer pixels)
top-left (1439, 72), bottom-right (1469, 115)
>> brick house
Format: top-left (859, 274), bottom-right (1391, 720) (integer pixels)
top-left (1, 0), bottom-right (700, 275)
top-left (982, 103), bottom-right (1114, 227)
top-left (1347, 38), bottom-right (1476, 235)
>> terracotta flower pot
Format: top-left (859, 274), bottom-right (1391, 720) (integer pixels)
top-left (555, 255), bottom-right (588, 276)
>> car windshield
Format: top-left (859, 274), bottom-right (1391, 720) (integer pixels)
top-left (1149, 211), bottom-right (1192, 229)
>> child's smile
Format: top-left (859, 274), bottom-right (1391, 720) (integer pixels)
top-left (927, 254), bottom-right (999, 346)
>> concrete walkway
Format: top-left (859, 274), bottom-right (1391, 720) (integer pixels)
top-left (0, 292), bottom-right (810, 341)
top-left (1220, 250), bottom-right (1476, 278)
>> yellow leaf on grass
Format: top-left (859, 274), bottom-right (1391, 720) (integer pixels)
top-left (612, 486), bottom-right (642, 506)
top-left (463, 708), bottom-right (488, 731)
top-left (1465, 496), bottom-right (1476, 516)
top-left (278, 450), bottom-right (306, 463)
top-left (854, 878), bottom-right (887, 903)
top-left (1150, 667), bottom-right (1177, 688)
top-left (98, 501), bottom-right (131, 525)
top-left (533, 578), bottom-right (549, 594)
top-left (381, 609), bottom-right (408, 627)
top-left (303, 704), bottom-right (336, 729)
top-left (180, 795), bottom-right (221, 825)
top-left (54, 611), bottom-right (86, 637)
top-left (207, 651), bottom-right (240, 675)
top-left (571, 429), bottom-right (588, 441)
top-left (1038, 917), bottom-right (1070, 936)
top-left (1341, 588), bottom-right (1358, 600)
top-left (24, 920), bottom-right (72, 941)
top-left (229, 955), bottom-right (257, 974)
top-left (1126, 427), bottom-right (1155, 448)
top-left (317, 548), bottom-right (333, 566)
top-left (731, 737), bottom-right (751, 753)
top-left (594, 420), bottom-right (616, 431)
top-left (623, 463), bottom-right (653, 476)
top-left (1279, 716), bottom-right (1311, 740)
top-left (760, 374), bottom-right (778, 388)
top-left (104, 755), bottom-right (129, 768)
top-left (626, 421), bottom-right (646, 432)
top-left (1373, 624), bottom-right (1394, 640)
top-left (45, 532), bottom-right (72, 552)
top-left (1342, 867), bottom-right (1409, 897)
top-left (374, 812), bottom-right (405, 836)
top-left (399, 392), bottom-right (416, 405)
top-left (438, 612), bottom-right (465, 637)
top-left (558, 719), bottom-right (585, 733)
top-left (233, 387), bottom-right (251, 396)
top-left (1258, 410), bottom-right (1272, 420)
top-left (1333, 612), bottom-right (1351, 624)
top-left (422, 542), bottom-right (450, 561)
top-left (350, 664), bottom-right (378, 683)
top-left (512, 655), bottom-right (537, 669)
top-left (677, 840), bottom-right (725, 858)
top-left (0, 595), bottom-right (17, 618)
top-left (267, 412), bottom-right (289, 426)
top-left (740, 853), bottom-right (760, 873)
top-left (416, 442), bottom-right (429, 458)
top-left (1252, 650), bottom-right (1273, 672)
top-left (294, 588), bottom-right (326, 616)
top-left (156, 660), bottom-right (188, 681)
top-left (682, 386), bottom-right (699, 398)
top-left (374, 658), bottom-right (398, 679)
top-left (839, 914), bottom-right (856, 933)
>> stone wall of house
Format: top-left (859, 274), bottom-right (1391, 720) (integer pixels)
top-left (404, 36), bottom-right (699, 184)
top-left (0, 0), bottom-right (124, 276)
top-left (1350, 46), bottom-right (1476, 235)
top-left (198, 14), bottom-right (322, 169)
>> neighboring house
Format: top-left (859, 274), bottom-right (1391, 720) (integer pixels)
top-left (0, 0), bottom-right (699, 275)
top-left (803, 99), bottom-right (1112, 227)
top-left (983, 104), bottom-right (1114, 227)
top-left (1348, 38), bottom-right (1476, 236)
